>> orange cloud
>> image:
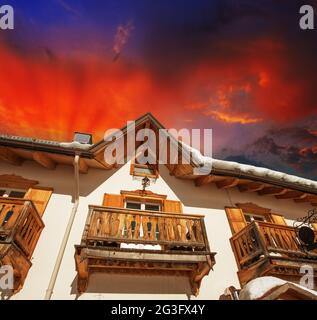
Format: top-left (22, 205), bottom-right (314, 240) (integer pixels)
top-left (205, 110), bottom-right (262, 124)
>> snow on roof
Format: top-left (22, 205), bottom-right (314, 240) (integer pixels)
top-left (0, 134), bottom-right (92, 150)
top-left (181, 142), bottom-right (317, 191)
top-left (59, 141), bottom-right (92, 150)
top-left (239, 276), bottom-right (317, 300)
top-left (0, 134), bottom-right (61, 146)
top-left (1, 128), bottom-right (317, 193)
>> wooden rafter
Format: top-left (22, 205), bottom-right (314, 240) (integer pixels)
top-left (79, 159), bottom-right (88, 174)
top-left (238, 181), bottom-right (265, 193)
top-left (0, 147), bottom-right (24, 166)
top-left (294, 195), bottom-right (317, 203)
top-left (275, 191), bottom-right (306, 200)
top-left (195, 175), bottom-right (216, 187)
top-left (216, 178), bottom-right (239, 189)
top-left (33, 152), bottom-right (56, 170)
top-left (258, 186), bottom-right (288, 196)
top-left (171, 164), bottom-right (193, 178)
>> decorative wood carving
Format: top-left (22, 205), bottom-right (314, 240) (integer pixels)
top-left (74, 205), bottom-right (215, 296)
top-left (0, 198), bottom-right (45, 293)
top-left (236, 202), bottom-right (272, 215)
top-left (120, 190), bottom-right (167, 200)
top-left (0, 174), bottom-right (38, 189)
top-left (230, 220), bottom-right (317, 286)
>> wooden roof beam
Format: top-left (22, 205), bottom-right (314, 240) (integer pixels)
top-left (294, 195), bottom-right (317, 203)
top-left (171, 164), bottom-right (193, 178)
top-left (258, 187), bottom-right (288, 196)
top-left (216, 178), bottom-right (239, 189)
top-left (275, 191), bottom-right (306, 200)
top-left (195, 175), bottom-right (217, 187)
top-left (0, 147), bottom-right (24, 166)
top-left (33, 152), bottom-right (56, 170)
top-left (238, 182), bottom-right (265, 193)
top-left (79, 159), bottom-right (88, 174)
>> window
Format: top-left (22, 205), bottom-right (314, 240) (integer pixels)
top-left (244, 212), bottom-right (267, 223)
top-left (0, 188), bottom-right (26, 198)
top-left (126, 202), bottom-right (141, 210)
top-left (145, 204), bottom-right (160, 211)
top-left (125, 201), bottom-right (160, 211)
top-left (134, 164), bottom-right (156, 176)
top-left (130, 152), bottom-right (159, 179)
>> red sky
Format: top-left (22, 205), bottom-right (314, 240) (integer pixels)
top-left (0, 0), bottom-right (316, 179)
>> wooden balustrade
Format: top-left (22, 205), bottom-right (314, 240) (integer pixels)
top-left (75, 205), bottom-right (215, 295)
top-left (0, 197), bottom-right (44, 258)
top-left (82, 205), bottom-right (209, 251)
top-left (230, 221), bottom-right (317, 285)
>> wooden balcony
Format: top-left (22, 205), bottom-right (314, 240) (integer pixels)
top-left (230, 221), bottom-right (317, 286)
top-left (0, 197), bottom-right (44, 292)
top-left (75, 205), bottom-right (216, 295)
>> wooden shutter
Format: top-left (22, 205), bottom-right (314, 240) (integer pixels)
top-left (311, 223), bottom-right (317, 231)
top-left (225, 207), bottom-right (247, 234)
top-left (163, 200), bottom-right (183, 214)
top-left (270, 213), bottom-right (287, 226)
top-left (103, 194), bottom-right (123, 208)
top-left (24, 187), bottom-right (53, 217)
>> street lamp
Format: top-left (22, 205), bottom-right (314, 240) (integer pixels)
top-left (141, 176), bottom-right (150, 191)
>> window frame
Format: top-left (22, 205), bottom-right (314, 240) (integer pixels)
top-left (125, 200), bottom-right (161, 212)
top-left (0, 188), bottom-right (27, 198)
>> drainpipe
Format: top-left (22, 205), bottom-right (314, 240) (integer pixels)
top-left (44, 154), bottom-right (80, 300)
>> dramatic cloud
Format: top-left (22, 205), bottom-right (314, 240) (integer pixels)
top-left (0, 0), bottom-right (316, 179)
top-left (112, 21), bottom-right (134, 61)
top-left (221, 127), bottom-right (317, 179)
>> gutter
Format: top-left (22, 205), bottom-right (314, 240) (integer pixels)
top-left (44, 154), bottom-right (80, 300)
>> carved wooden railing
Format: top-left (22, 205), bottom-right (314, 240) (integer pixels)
top-left (81, 205), bottom-right (210, 252)
top-left (0, 197), bottom-right (45, 258)
top-left (230, 221), bottom-right (317, 270)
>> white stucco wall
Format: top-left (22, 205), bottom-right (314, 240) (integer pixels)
top-left (0, 160), bottom-right (314, 300)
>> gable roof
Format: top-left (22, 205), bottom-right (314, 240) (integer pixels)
top-left (0, 112), bottom-right (317, 205)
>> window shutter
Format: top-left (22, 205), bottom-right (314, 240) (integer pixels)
top-left (24, 187), bottom-right (53, 217)
top-left (163, 200), bottom-right (183, 214)
top-left (270, 214), bottom-right (287, 226)
top-left (103, 194), bottom-right (123, 208)
top-left (311, 223), bottom-right (317, 231)
top-left (225, 207), bottom-right (247, 234)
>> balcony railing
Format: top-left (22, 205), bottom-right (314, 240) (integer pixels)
top-left (230, 221), bottom-right (317, 285)
top-left (82, 205), bottom-right (209, 250)
top-left (75, 205), bottom-right (216, 295)
top-left (0, 197), bottom-right (44, 258)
